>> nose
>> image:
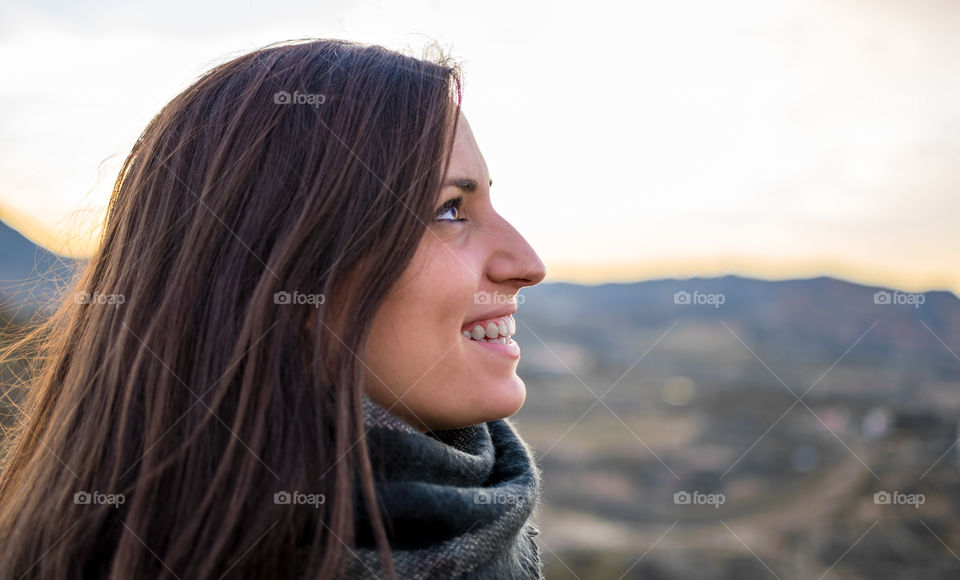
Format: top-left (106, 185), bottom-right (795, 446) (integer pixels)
top-left (484, 216), bottom-right (547, 290)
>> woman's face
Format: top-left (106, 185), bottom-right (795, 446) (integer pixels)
top-left (362, 111), bottom-right (547, 432)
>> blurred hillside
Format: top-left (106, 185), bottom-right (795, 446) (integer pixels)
top-left (513, 277), bottom-right (960, 579)
top-left (0, 220), bottom-right (82, 323)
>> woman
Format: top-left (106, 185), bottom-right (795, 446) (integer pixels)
top-left (0, 39), bottom-right (547, 579)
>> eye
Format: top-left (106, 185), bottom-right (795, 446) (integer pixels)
top-left (434, 196), bottom-right (467, 223)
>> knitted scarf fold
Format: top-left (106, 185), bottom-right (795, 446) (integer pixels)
top-left (335, 395), bottom-right (544, 579)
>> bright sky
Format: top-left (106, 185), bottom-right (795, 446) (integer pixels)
top-left (1, 0), bottom-right (958, 293)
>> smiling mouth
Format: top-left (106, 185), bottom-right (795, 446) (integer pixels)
top-left (461, 314), bottom-right (516, 343)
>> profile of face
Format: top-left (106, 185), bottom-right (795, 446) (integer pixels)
top-left (362, 110), bottom-right (547, 432)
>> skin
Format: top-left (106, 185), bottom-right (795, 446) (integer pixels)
top-left (362, 110), bottom-right (547, 432)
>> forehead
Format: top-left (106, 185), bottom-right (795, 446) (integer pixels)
top-left (448, 111), bottom-right (489, 181)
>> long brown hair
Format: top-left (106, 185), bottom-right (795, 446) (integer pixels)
top-left (0, 38), bottom-right (462, 578)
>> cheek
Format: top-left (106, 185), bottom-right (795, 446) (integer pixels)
top-left (369, 244), bottom-right (476, 376)
top-left (408, 238), bottom-right (479, 333)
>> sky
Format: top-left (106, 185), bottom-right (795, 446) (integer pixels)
top-left (1, 0), bottom-right (958, 293)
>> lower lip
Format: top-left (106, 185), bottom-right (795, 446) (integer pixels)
top-left (464, 335), bottom-right (521, 358)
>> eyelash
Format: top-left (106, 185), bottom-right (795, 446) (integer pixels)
top-left (434, 196), bottom-right (467, 223)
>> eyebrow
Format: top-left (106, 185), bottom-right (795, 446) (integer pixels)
top-left (442, 177), bottom-right (493, 193)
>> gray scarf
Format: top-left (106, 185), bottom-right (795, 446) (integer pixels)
top-left (335, 395), bottom-right (544, 579)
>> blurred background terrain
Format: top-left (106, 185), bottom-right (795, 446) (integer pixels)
top-left (512, 279), bottom-right (960, 578)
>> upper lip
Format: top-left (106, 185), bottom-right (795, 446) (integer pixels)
top-left (461, 307), bottom-right (517, 332)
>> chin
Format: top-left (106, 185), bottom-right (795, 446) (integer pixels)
top-left (476, 374), bottom-right (527, 423)
top-left (425, 375), bottom-right (527, 430)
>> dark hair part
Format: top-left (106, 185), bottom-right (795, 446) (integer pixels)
top-left (0, 38), bottom-right (462, 579)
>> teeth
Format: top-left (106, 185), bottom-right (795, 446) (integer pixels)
top-left (465, 336), bottom-right (509, 344)
top-left (463, 315), bottom-right (516, 342)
